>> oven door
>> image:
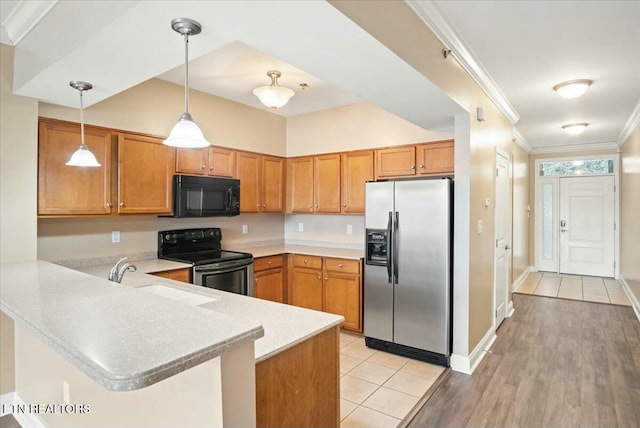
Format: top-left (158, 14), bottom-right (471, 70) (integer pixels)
top-left (193, 258), bottom-right (254, 296)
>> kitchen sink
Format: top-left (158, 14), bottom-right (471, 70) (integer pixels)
top-left (138, 284), bottom-right (218, 306)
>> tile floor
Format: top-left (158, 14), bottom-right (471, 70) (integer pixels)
top-left (339, 332), bottom-right (445, 427)
top-left (514, 272), bottom-right (631, 306)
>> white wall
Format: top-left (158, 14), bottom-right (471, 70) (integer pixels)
top-left (284, 214), bottom-right (364, 249)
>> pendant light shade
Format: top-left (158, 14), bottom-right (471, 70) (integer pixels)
top-left (66, 81), bottom-right (101, 167)
top-left (253, 70), bottom-right (295, 109)
top-left (163, 18), bottom-right (210, 148)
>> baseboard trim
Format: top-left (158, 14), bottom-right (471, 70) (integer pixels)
top-left (0, 392), bottom-right (47, 428)
top-left (512, 266), bottom-right (532, 292)
top-left (620, 277), bottom-right (640, 322)
top-left (450, 328), bottom-right (497, 375)
top-left (507, 300), bottom-right (515, 318)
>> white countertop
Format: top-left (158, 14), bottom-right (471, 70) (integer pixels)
top-left (80, 262), bottom-right (344, 363)
top-left (0, 260), bottom-right (263, 391)
top-left (229, 244), bottom-right (364, 260)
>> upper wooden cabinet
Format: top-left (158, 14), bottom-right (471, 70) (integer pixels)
top-left (416, 140), bottom-right (454, 176)
top-left (236, 151), bottom-right (284, 213)
top-left (175, 146), bottom-right (235, 178)
top-left (117, 132), bottom-right (175, 214)
top-left (341, 150), bottom-right (374, 214)
top-left (38, 119), bottom-right (114, 215)
top-left (375, 140), bottom-right (454, 179)
top-left (288, 154), bottom-right (341, 213)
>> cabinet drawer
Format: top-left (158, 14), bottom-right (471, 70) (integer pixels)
top-left (150, 268), bottom-right (191, 283)
top-left (324, 258), bottom-right (360, 274)
top-left (292, 254), bottom-right (322, 270)
top-left (254, 255), bottom-right (285, 272)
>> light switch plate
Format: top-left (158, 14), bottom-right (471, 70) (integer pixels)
top-left (298, 223), bottom-right (304, 232)
top-left (477, 220), bottom-right (483, 234)
top-left (111, 231), bottom-right (120, 243)
top-left (242, 225), bottom-right (248, 234)
top-left (346, 224), bottom-right (353, 235)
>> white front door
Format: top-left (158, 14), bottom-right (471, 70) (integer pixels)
top-left (559, 176), bottom-right (615, 277)
top-left (494, 151), bottom-right (509, 327)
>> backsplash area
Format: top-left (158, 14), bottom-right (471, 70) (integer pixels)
top-left (37, 213), bottom-right (364, 263)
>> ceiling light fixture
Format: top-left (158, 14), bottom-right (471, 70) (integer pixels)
top-left (253, 70), bottom-right (295, 109)
top-left (163, 18), bottom-right (210, 148)
top-left (66, 81), bottom-right (101, 167)
top-left (562, 123), bottom-right (589, 135)
top-left (553, 79), bottom-right (592, 99)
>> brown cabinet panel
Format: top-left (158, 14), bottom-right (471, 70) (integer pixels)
top-left (175, 148), bottom-right (207, 175)
top-left (254, 255), bottom-right (285, 271)
top-left (324, 258), bottom-right (360, 274)
top-left (38, 119), bottom-right (113, 215)
top-left (323, 272), bottom-right (362, 332)
top-left (292, 254), bottom-right (323, 270)
top-left (117, 133), bottom-right (174, 214)
top-left (255, 267), bottom-right (285, 303)
top-left (208, 146), bottom-right (235, 178)
top-left (149, 268), bottom-right (191, 283)
top-left (417, 140), bottom-right (454, 175)
top-left (288, 156), bottom-right (315, 213)
top-left (341, 150), bottom-right (373, 214)
top-left (314, 154), bottom-right (341, 213)
top-left (262, 155), bottom-right (285, 212)
top-left (290, 268), bottom-right (323, 311)
top-left (375, 146), bottom-right (416, 179)
top-left (235, 151), bottom-right (262, 213)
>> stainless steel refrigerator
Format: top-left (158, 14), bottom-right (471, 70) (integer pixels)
top-left (364, 178), bottom-right (452, 366)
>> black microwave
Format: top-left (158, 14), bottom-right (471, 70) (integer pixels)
top-left (171, 175), bottom-right (240, 217)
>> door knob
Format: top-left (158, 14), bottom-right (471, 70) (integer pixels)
top-left (505, 244), bottom-right (511, 250)
top-left (560, 219), bottom-right (566, 227)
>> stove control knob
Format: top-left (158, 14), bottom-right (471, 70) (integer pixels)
top-left (165, 234), bottom-right (172, 241)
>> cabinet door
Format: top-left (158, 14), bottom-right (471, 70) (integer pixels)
top-left (175, 148), bottom-right (207, 175)
top-left (235, 151), bottom-right (262, 213)
top-left (150, 268), bottom-right (191, 283)
top-left (341, 150), bottom-right (373, 214)
top-left (323, 272), bottom-right (362, 332)
top-left (208, 147), bottom-right (236, 178)
top-left (38, 119), bottom-right (113, 215)
top-left (118, 133), bottom-right (175, 214)
top-left (262, 155), bottom-right (285, 213)
top-left (287, 156), bottom-right (314, 213)
top-left (254, 268), bottom-right (285, 303)
top-left (314, 154), bottom-right (341, 213)
top-left (290, 268), bottom-right (323, 311)
top-left (417, 140), bottom-right (454, 175)
top-left (375, 146), bottom-right (416, 179)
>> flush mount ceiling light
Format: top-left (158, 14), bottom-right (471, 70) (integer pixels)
top-left (562, 123), bottom-right (589, 135)
top-left (66, 81), bottom-right (101, 167)
top-left (553, 79), bottom-right (592, 99)
top-left (163, 18), bottom-right (210, 148)
top-left (253, 70), bottom-right (295, 109)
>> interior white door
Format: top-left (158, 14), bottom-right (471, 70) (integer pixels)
top-left (494, 151), bottom-right (509, 327)
top-left (559, 176), bottom-right (615, 277)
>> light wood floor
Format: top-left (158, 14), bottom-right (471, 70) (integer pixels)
top-left (514, 272), bottom-right (631, 306)
top-left (407, 293), bottom-right (640, 428)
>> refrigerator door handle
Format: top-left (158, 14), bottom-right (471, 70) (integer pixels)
top-left (393, 211), bottom-right (399, 284)
top-left (386, 211), bottom-right (393, 283)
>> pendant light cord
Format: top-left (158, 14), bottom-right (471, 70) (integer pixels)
top-left (79, 89), bottom-right (86, 148)
top-left (184, 32), bottom-right (189, 115)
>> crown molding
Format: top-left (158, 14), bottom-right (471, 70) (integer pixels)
top-left (1, 0), bottom-right (58, 46)
top-left (618, 98), bottom-right (640, 147)
top-left (531, 141), bottom-right (619, 155)
top-left (406, 0), bottom-right (520, 125)
top-left (512, 127), bottom-right (531, 153)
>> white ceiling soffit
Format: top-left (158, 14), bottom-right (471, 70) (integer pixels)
top-left (618, 99), bottom-right (640, 147)
top-left (407, 0), bottom-right (520, 125)
top-left (0, 0), bottom-right (57, 46)
top-left (12, 1), bottom-right (464, 131)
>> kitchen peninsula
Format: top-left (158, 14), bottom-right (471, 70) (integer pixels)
top-left (0, 260), bottom-right (343, 428)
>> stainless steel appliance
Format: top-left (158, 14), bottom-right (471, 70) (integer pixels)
top-left (364, 178), bottom-right (452, 366)
top-left (158, 228), bottom-right (254, 295)
top-left (169, 175), bottom-right (240, 218)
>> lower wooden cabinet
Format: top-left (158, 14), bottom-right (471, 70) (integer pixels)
top-left (253, 255), bottom-right (285, 304)
top-left (149, 268), bottom-right (191, 283)
top-left (288, 254), bottom-right (363, 332)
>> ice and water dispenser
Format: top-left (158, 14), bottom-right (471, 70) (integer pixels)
top-left (365, 229), bottom-right (389, 266)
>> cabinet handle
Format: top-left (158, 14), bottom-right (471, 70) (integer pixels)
top-left (324, 277), bottom-right (328, 281)
top-left (202, 165), bottom-right (206, 170)
top-left (262, 204), bottom-right (266, 208)
top-left (119, 202), bottom-right (125, 207)
top-left (255, 278), bottom-right (258, 282)
top-left (106, 203), bottom-right (112, 208)
top-left (209, 166), bottom-right (214, 171)
top-left (315, 204), bottom-right (319, 208)
top-left (303, 260), bottom-right (308, 264)
top-left (420, 164), bottom-right (425, 169)
top-left (309, 205), bottom-right (313, 209)
top-left (343, 203), bottom-right (347, 207)
top-left (338, 263), bottom-right (343, 268)
top-left (267, 261), bottom-right (272, 265)
top-left (257, 204), bottom-right (261, 208)
top-left (411, 165), bottom-right (416, 170)
top-left (317, 276), bottom-right (322, 280)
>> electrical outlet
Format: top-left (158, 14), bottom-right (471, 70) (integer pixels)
top-left (298, 223), bottom-right (304, 232)
top-left (63, 381), bottom-right (70, 404)
top-left (111, 231), bottom-right (120, 243)
top-left (477, 220), bottom-right (483, 234)
top-left (242, 225), bottom-right (248, 234)
top-left (346, 224), bottom-right (353, 235)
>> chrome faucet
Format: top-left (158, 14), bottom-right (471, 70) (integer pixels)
top-left (108, 257), bottom-right (137, 283)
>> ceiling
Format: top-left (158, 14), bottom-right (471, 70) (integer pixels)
top-left (2, 1), bottom-right (639, 151)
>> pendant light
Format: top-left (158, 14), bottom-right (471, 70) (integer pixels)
top-left (253, 70), bottom-right (295, 109)
top-left (66, 81), bottom-right (101, 167)
top-left (163, 18), bottom-right (210, 148)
